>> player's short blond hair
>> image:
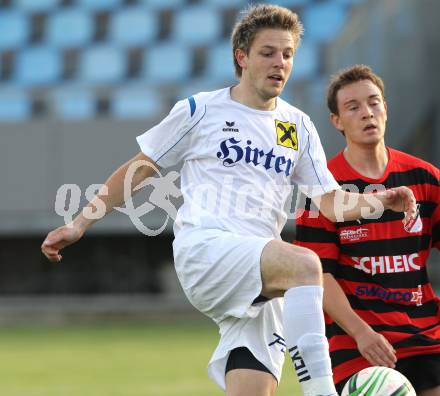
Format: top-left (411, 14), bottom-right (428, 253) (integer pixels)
top-left (327, 64), bottom-right (386, 115)
top-left (231, 4), bottom-right (304, 78)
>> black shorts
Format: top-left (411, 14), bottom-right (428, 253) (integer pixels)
top-left (225, 347), bottom-right (275, 378)
top-left (335, 353), bottom-right (440, 394)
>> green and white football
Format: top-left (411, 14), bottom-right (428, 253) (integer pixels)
top-left (341, 366), bottom-right (416, 396)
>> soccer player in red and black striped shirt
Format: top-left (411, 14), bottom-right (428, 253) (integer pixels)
top-left (295, 65), bottom-right (440, 395)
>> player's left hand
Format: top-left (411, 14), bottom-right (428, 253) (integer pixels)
top-left (355, 327), bottom-right (396, 368)
top-left (377, 186), bottom-right (417, 228)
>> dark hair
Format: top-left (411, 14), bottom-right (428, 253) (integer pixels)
top-left (327, 64), bottom-right (386, 115)
top-left (231, 4), bottom-right (303, 77)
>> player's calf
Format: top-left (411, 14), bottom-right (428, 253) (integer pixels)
top-left (261, 241), bottom-right (337, 396)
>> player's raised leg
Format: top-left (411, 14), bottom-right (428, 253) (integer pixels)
top-left (261, 240), bottom-right (337, 396)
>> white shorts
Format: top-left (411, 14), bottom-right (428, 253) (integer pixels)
top-left (173, 228), bottom-right (286, 390)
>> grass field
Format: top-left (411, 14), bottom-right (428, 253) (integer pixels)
top-left (0, 320), bottom-right (301, 396)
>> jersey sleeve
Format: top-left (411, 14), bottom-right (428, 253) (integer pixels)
top-left (136, 96), bottom-right (204, 169)
top-left (430, 166), bottom-right (440, 250)
top-left (294, 193), bottom-right (340, 275)
top-left (292, 117), bottom-right (340, 198)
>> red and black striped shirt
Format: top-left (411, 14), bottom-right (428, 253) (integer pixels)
top-left (294, 148), bottom-right (440, 385)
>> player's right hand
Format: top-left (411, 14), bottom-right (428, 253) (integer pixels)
top-left (41, 224), bottom-right (83, 262)
top-left (355, 327), bottom-right (397, 368)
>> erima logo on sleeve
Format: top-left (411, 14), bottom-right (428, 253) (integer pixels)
top-left (222, 121), bottom-right (239, 132)
top-left (275, 120), bottom-right (298, 150)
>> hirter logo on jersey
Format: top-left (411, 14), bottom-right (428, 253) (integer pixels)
top-left (216, 137), bottom-right (294, 176)
top-left (275, 120), bottom-right (298, 150)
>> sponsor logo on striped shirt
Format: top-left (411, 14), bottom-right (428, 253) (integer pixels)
top-left (352, 253), bottom-right (420, 275)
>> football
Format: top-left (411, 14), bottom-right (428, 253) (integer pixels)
top-left (341, 366), bottom-right (416, 396)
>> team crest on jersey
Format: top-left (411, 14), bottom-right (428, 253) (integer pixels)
top-left (404, 203), bottom-right (422, 233)
top-left (275, 120), bottom-right (298, 150)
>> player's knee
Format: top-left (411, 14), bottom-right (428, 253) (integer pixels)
top-left (261, 244), bottom-right (322, 296)
top-left (294, 247), bottom-right (322, 285)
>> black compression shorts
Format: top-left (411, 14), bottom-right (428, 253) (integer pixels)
top-left (336, 353), bottom-right (440, 394)
top-left (225, 347), bottom-right (274, 377)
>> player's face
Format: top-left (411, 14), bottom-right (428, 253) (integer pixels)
top-left (238, 28), bottom-right (294, 104)
top-left (331, 80), bottom-right (388, 147)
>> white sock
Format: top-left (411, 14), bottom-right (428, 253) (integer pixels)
top-left (283, 286), bottom-right (337, 396)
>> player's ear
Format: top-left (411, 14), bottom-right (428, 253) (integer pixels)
top-left (330, 112), bottom-right (342, 130)
top-left (235, 48), bottom-right (248, 71)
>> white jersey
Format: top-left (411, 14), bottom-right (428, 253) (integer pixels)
top-left (136, 87), bottom-right (339, 239)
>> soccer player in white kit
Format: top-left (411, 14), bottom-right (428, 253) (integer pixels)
top-left (42, 5), bottom-right (417, 396)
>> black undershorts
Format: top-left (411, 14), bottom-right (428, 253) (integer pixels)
top-left (225, 347), bottom-right (274, 377)
top-left (336, 353), bottom-right (440, 394)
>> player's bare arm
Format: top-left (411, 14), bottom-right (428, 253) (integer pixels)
top-left (317, 186), bottom-right (417, 225)
top-left (323, 273), bottom-right (397, 368)
top-left (41, 152), bottom-right (158, 262)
